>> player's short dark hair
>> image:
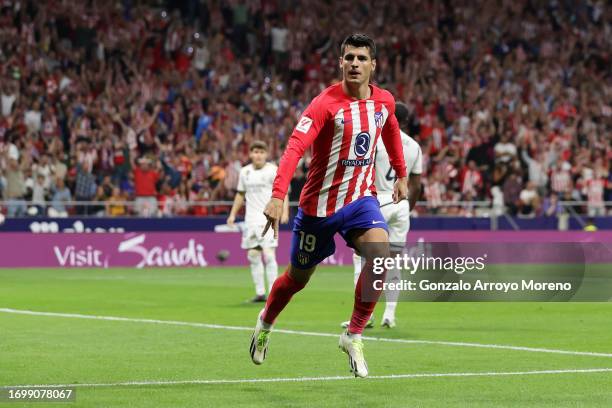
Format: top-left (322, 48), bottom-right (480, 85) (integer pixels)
top-left (340, 33), bottom-right (376, 59)
top-left (395, 102), bottom-right (410, 127)
top-left (249, 140), bottom-right (268, 151)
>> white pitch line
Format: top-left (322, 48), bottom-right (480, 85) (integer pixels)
top-left (1, 308), bottom-right (612, 359)
top-left (3, 368), bottom-right (612, 389)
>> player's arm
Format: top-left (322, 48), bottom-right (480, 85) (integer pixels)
top-left (263, 100), bottom-right (327, 237)
top-left (228, 168), bottom-right (247, 225)
top-left (408, 143), bottom-right (423, 211)
top-left (227, 191), bottom-right (244, 225)
top-left (408, 174), bottom-right (421, 211)
top-left (281, 195), bottom-right (290, 224)
top-left (381, 112), bottom-right (408, 203)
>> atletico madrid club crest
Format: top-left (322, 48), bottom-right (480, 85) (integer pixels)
top-left (297, 252), bottom-right (310, 265)
top-left (374, 111), bottom-right (383, 128)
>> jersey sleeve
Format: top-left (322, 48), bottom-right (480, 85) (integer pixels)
top-left (381, 108), bottom-right (407, 178)
top-left (236, 167), bottom-right (246, 193)
top-left (272, 98), bottom-right (328, 199)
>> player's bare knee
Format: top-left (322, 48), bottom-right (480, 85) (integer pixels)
top-left (359, 241), bottom-right (390, 262)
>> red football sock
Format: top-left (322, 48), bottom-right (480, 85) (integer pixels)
top-left (348, 261), bottom-right (385, 334)
top-left (261, 269), bottom-right (306, 325)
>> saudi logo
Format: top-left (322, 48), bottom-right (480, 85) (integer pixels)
top-left (354, 132), bottom-right (370, 157)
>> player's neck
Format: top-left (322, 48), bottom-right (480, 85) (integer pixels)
top-left (253, 162), bottom-right (266, 170)
top-left (342, 81), bottom-right (371, 100)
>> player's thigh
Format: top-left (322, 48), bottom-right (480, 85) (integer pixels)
top-left (340, 197), bottom-right (390, 259)
top-left (290, 209), bottom-right (339, 270)
top-left (348, 227), bottom-right (391, 260)
top-left (287, 264), bottom-right (317, 284)
top-left (386, 202), bottom-right (410, 248)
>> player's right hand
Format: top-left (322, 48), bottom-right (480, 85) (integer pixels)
top-left (393, 176), bottom-right (408, 203)
top-left (262, 197), bottom-right (284, 239)
top-left (226, 214), bottom-right (235, 226)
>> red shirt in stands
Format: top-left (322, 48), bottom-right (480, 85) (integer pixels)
top-left (134, 167), bottom-right (159, 196)
top-left (272, 82), bottom-right (406, 217)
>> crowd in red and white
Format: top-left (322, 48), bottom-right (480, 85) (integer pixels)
top-left (0, 0), bottom-right (610, 217)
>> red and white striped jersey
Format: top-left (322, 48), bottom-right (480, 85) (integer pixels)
top-left (551, 168), bottom-right (572, 194)
top-left (272, 83), bottom-right (407, 217)
top-left (586, 178), bottom-right (606, 205)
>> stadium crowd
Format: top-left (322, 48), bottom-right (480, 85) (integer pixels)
top-left (0, 0), bottom-right (610, 218)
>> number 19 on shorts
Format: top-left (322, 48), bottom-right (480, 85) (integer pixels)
top-left (298, 231), bottom-right (316, 252)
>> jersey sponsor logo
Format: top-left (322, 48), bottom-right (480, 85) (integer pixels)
top-left (374, 111), bottom-right (384, 128)
top-left (341, 158), bottom-right (372, 167)
top-left (295, 116), bottom-right (313, 133)
top-left (354, 132), bottom-right (370, 157)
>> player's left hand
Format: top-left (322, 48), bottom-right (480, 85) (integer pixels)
top-left (393, 177), bottom-right (408, 204)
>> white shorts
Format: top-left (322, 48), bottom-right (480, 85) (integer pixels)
top-left (380, 200), bottom-right (410, 249)
top-left (241, 223), bottom-right (279, 249)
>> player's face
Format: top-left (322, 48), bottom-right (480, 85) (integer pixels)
top-left (339, 45), bottom-right (376, 85)
top-left (250, 148), bottom-right (268, 168)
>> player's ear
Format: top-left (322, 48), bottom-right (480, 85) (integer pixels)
top-left (338, 56), bottom-right (344, 70)
top-left (371, 58), bottom-right (376, 72)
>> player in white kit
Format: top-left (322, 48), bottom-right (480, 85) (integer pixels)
top-left (342, 102), bottom-right (422, 328)
top-left (227, 141), bottom-right (289, 302)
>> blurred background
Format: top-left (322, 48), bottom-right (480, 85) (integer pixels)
top-left (0, 0), bottom-right (610, 231)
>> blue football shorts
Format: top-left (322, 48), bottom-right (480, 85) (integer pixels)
top-left (290, 196), bottom-right (388, 269)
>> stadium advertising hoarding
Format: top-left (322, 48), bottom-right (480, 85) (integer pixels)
top-left (2, 231), bottom-right (611, 301)
top-left (0, 231), bottom-right (610, 268)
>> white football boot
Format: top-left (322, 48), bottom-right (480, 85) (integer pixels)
top-left (381, 316), bottom-right (396, 328)
top-left (339, 331), bottom-right (368, 378)
top-left (249, 310), bottom-right (271, 365)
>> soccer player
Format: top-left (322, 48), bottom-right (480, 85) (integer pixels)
top-left (343, 102), bottom-right (422, 329)
top-left (227, 141), bottom-right (289, 302)
top-left (249, 33), bottom-right (408, 378)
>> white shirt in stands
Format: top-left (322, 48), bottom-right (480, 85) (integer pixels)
top-left (375, 130), bottom-right (422, 205)
top-left (237, 162), bottom-right (277, 225)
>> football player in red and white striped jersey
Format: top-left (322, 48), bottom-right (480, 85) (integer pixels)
top-left (250, 33), bottom-right (408, 378)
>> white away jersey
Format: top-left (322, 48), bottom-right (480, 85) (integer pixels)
top-left (375, 130), bottom-right (422, 203)
top-left (237, 162), bottom-right (277, 224)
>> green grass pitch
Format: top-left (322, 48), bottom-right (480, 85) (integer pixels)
top-left (1, 266), bottom-right (611, 407)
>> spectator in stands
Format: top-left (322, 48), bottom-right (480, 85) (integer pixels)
top-left (2, 155), bottom-right (27, 217)
top-left (550, 160), bottom-right (573, 197)
top-left (585, 174), bottom-right (607, 217)
top-left (494, 132), bottom-right (518, 164)
top-left (74, 163), bottom-right (97, 215)
top-left (132, 157), bottom-right (160, 217)
top-left (106, 187), bottom-right (127, 217)
top-left (49, 177), bottom-right (71, 217)
top-left (0, 0), bottom-right (609, 219)
top-left (542, 192), bottom-right (562, 218)
top-left (520, 141), bottom-right (548, 193)
top-left (503, 170), bottom-right (523, 216)
top-left (518, 182), bottom-right (541, 218)
top-left (30, 173), bottom-right (47, 216)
